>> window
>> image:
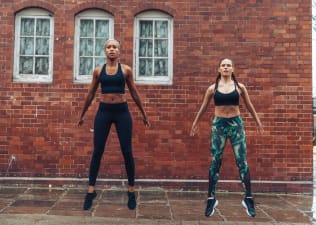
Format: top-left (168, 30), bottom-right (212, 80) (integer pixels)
top-left (14, 8), bottom-right (54, 83)
top-left (134, 11), bottom-right (173, 85)
top-left (74, 10), bottom-right (114, 83)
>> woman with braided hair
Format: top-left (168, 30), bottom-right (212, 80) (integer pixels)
top-left (190, 58), bottom-right (263, 217)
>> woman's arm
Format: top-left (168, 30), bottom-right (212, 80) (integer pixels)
top-left (78, 66), bottom-right (101, 126)
top-left (190, 85), bottom-right (214, 136)
top-left (123, 64), bottom-right (149, 127)
top-left (239, 83), bottom-right (264, 133)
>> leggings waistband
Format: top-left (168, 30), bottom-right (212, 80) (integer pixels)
top-left (98, 102), bottom-right (128, 112)
top-left (212, 115), bottom-right (243, 126)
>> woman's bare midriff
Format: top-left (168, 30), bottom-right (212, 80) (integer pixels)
top-left (100, 93), bottom-right (127, 103)
top-left (214, 106), bottom-right (240, 118)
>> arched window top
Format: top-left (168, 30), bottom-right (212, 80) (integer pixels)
top-left (16, 7), bottom-right (53, 16)
top-left (136, 10), bottom-right (173, 18)
top-left (76, 9), bottom-right (113, 17)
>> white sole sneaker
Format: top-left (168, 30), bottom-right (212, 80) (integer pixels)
top-left (242, 199), bottom-right (256, 217)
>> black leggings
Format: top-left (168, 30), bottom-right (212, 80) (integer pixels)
top-left (88, 102), bottom-right (134, 186)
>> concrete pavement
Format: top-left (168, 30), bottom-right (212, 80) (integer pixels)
top-left (0, 186), bottom-right (313, 225)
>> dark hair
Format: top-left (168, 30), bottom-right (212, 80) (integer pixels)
top-left (215, 58), bottom-right (240, 90)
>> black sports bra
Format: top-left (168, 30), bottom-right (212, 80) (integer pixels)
top-left (100, 63), bottom-right (125, 94)
top-left (214, 84), bottom-right (239, 106)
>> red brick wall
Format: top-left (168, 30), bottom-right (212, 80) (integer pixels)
top-left (0, 0), bottom-right (313, 193)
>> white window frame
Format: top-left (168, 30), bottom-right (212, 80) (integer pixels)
top-left (134, 11), bottom-right (173, 85)
top-left (73, 9), bottom-right (114, 84)
top-left (13, 8), bottom-right (54, 83)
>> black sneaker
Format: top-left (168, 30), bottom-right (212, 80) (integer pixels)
top-left (242, 197), bottom-right (256, 217)
top-left (205, 197), bottom-right (218, 217)
top-left (127, 191), bottom-right (136, 210)
top-left (83, 191), bottom-right (97, 210)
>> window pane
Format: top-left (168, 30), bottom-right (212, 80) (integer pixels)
top-left (154, 40), bottom-right (168, 57)
top-left (20, 37), bottom-right (34, 55)
top-left (139, 39), bottom-right (153, 57)
top-left (79, 57), bottom-right (93, 75)
top-left (154, 59), bottom-right (168, 76)
top-left (21, 18), bottom-right (34, 35)
top-left (35, 38), bottom-right (49, 55)
top-left (139, 59), bottom-right (152, 76)
top-left (95, 20), bottom-right (109, 37)
top-left (95, 57), bottom-right (105, 67)
top-left (35, 57), bottom-right (49, 75)
top-left (95, 39), bottom-right (106, 56)
top-left (19, 56), bottom-right (33, 74)
top-left (36, 18), bottom-right (50, 36)
top-left (140, 21), bottom-right (153, 38)
top-left (155, 21), bottom-right (168, 38)
top-left (80, 38), bottom-right (93, 56)
top-left (80, 19), bottom-right (94, 37)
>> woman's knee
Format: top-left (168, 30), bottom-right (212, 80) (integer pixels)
top-left (122, 149), bottom-right (133, 161)
top-left (239, 164), bottom-right (250, 181)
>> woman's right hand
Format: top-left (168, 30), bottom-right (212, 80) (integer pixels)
top-left (78, 118), bottom-right (84, 127)
top-left (190, 124), bottom-right (198, 136)
top-left (143, 116), bottom-right (150, 127)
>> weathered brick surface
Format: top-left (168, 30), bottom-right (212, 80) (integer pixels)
top-left (0, 0), bottom-right (312, 193)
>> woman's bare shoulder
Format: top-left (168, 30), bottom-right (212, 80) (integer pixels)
top-left (93, 64), bottom-right (104, 77)
top-left (237, 82), bottom-right (245, 88)
top-left (237, 82), bottom-right (247, 91)
top-left (207, 83), bottom-right (216, 93)
top-left (120, 63), bottom-right (133, 78)
top-left (120, 63), bottom-right (132, 71)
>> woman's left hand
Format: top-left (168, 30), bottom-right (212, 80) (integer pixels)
top-left (257, 123), bottom-right (264, 134)
top-left (143, 116), bottom-right (150, 127)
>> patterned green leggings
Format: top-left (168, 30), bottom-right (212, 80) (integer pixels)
top-left (208, 116), bottom-right (252, 197)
